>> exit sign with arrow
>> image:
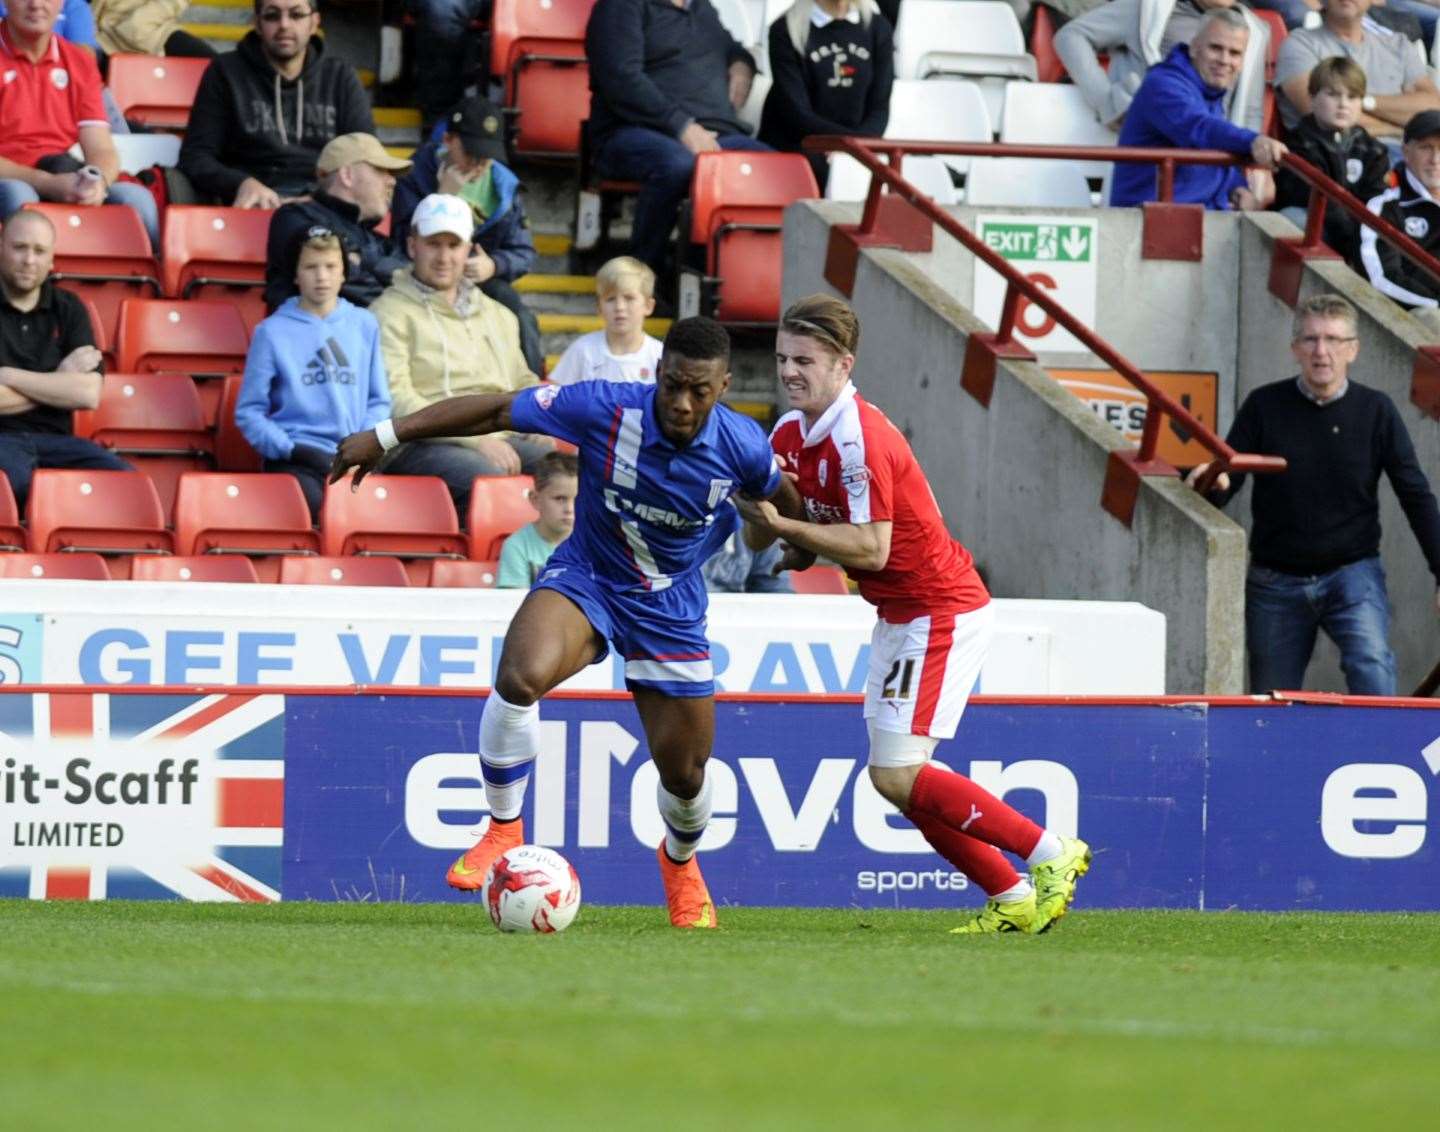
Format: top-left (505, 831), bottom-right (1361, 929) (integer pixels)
top-left (973, 215), bottom-right (1100, 353)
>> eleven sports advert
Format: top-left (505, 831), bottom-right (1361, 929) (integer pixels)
top-left (1, 690), bottom-right (1436, 911)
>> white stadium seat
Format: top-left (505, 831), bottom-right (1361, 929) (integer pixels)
top-left (894, 1), bottom-right (1037, 128)
top-left (1000, 81), bottom-right (1117, 182)
top-left (963, 157), bottom-right (1094, 207)
top-left (112, 134), bottom-right (182, 174)
top-left (713, 0), bottom-right (757, 48)
top-left (825, 152), bottom-right (958, 206)
top-left (886, 79), bottom-right (992, 176)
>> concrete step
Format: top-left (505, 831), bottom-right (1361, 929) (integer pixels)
top-left (514, 274), bottom-right (595, 316)
top-left (537, 314), bottom-right (672, 337)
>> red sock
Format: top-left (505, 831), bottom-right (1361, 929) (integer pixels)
top-left (908, 809), bottom-right (1021, 897)
top-left (909, 763), bottom-right (1044, 858)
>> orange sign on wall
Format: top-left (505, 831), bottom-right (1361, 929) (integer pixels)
top-left (1050, 369), bottom-right (1219, 468)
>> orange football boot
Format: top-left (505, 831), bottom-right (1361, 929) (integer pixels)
top-left (657, 843), bottom-right (717, 929)
top-left (446, 818), bottom-right (525, 891)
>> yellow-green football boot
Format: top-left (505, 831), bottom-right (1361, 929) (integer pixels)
top-left (949, 889), bottom-right (1039, 934)
top-left (1031, 837), bottom-right (1092, 932)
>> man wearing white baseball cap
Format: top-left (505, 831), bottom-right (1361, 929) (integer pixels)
top-left (368, 193), bottom-right (552, 512)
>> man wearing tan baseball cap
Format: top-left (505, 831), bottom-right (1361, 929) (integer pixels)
top-left (264, 133), bottom-right (414, 311)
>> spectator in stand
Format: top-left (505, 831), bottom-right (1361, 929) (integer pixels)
top-left (0, 0), bottom-right (161, 246)
top-left (548, 256), bottom-right (662, 385)
top-left (369, 193), bottom-right (550, 513)
top-left (702, 532), bottom-right (794, 593)
top-left (586, 0), bottom-right (770, 276)
top-left (0, 0), bottom-right (95, 49)
top-left (406, 0), bottom-right (483, 132)
top-left (90, 0), bottom-right (217, 59)
top-left (1274, 56), bottom-right (1390, 263)
top-left (264, 133), bottom-right (412, 311)
top-left (496, 452), bottom-right (579, 588)
top-left (237, 229), bottom-right (391, 519)
top-left (1055, 0), bottom-right (1269, 132)
top-left (1360, 109), bottom-right (1440, 325)
top-left (392, 98), bottom-right (543, 375)
top-left (179, 1), bottom-right (373, 208)
top-left (1274, 0), bottom-right (1440, 144)
top-left (758, 0), bottom-right (894, 189)
top-left (0, 210), bottom-right (127, 511)
top-left (1247, 0), bottom-right (1320, 32)
top-left (1187, 293), bottom-right (1440, 695)
top-left (1111, 8), bottom-right (1288, 210)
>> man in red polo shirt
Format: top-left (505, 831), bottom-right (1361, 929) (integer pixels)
top-left (0, 0), bottom-right (159, 246)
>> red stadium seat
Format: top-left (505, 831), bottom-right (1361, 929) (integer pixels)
top-left (161, 206), bottom-right (273, 332)
top-left (79, 295), bottom-right (113, 370)
top-left (320, 475), bottom-right (467, 584)
top-left (131, 555), bottom-right (261, 583)
top-left (790, 564), bottom-right (850, 594)
top-left (1030, 5), bottom-right (1065, 84)
top-left (0, 474), bottom-right (26, 551)
top-left (173, 472), bottom-right (320, 582)
top-left (0, 552), bottom-right (111, 580)
top-left (429, 558), bottom-right (499, 588)
top-left (24, 470), bottom-right (173, 578)
top-left (215, 373), bottom-right (265, 473)
top-left (21, 203), bottom-right (160, 349)
top-left (114, 299), bottom-right (250, 426)
top-left (683, 152), bottom-right (820, 324)
top-left (72, 373), bottom-right (215, 522)
top-left (489, 0), bottom-right (594, 156)
top-left (279, 555), bottom-right (411, 587)
top-left (107, 54), bottom-right (212, 131)
top-left (466, 474), bottom-right (535, 560)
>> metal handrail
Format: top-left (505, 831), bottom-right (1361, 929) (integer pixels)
top-left (803, 136), bottom-right (1286, 488)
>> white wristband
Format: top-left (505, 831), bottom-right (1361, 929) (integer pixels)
top-left (374, 418), bottom-right (400, 452)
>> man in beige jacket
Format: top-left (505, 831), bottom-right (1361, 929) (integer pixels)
top-left (369, 193), bottom-right (550, 513)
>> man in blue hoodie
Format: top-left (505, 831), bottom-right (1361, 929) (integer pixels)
top-left (1111, 7), bottom-right (1287, 211)
top-left (237, 228), bottom-right (391, 519)
top-left (392, 97), bottom-right (543, 374)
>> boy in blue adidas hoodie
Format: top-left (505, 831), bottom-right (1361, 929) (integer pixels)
top-left (1111, 13), bottom-right (1286, 210)
top-left (236, 230), bottom-right (391, 519)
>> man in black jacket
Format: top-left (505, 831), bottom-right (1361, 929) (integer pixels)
top-left (586, 0), bottom-right (770, 275)
top-left (1361, 109), bottom-right (1440, 326)
top-left (179, 1), bottom-right (374, 208)
top-left (1187, 293), bottom-right (1440, 695)
top-left (263, 133), bottom-right (412, 310)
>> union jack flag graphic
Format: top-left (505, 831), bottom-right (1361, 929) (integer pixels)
top-left (0, 692), bottom-right (285, 902)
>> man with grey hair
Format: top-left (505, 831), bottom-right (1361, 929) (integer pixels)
top-left (1056, 0), bottom-right (1269, 132)
top-left (1187, 293), bottom-right (1440, 695)
top-left (1111, 6), bottom-right (1287, 208)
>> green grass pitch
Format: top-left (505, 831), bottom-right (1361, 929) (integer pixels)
top-left (2, 901), bottom-right (1437, 1130)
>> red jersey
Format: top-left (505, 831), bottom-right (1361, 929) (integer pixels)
top-left (770, 383), bottom-right (989, 621)
top-left (0, 27), bottom-right (108, 169)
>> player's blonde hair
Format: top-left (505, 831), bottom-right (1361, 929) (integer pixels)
top-left (596, 255), bottom-right (655, 299)
top-left (780, 294), bottom-right (860, 358)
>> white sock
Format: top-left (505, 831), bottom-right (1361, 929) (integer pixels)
top-left (1026, 831), bottom-right (1065, 867)
top-left (478, 690), bottom-right (539, 822)
top-left (656, 767), bottom-right (713, 863)
top-left (992, 877), bottom-right (1033, 903)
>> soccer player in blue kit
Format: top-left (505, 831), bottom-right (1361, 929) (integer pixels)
top-left (331, 318), bottom-right (801, 927)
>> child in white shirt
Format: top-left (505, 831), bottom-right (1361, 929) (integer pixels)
top-left (547, 256), bottom-right (663, 384)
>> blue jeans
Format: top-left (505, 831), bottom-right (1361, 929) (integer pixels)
top-left (1245, 556), bottom-right (1398, 696)
top-left (1382, 0), bottom-right (1438, 46)
top-left (0, 432), bottom-right (132, 511)
top-left (382, 436), bottom-right (554, 515)
top-left (1247, 0), bottom-right (1316, 30)
top-left (0, 178), bottom-right (160, 250)
top-left (594, 126), bottom-right (772, 274)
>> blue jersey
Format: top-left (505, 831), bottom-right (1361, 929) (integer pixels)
top-left (509, 380), bottom-right (781, 594)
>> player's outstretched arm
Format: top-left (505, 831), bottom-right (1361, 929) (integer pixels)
top-left (740, 463), bottom-right (805, 551)
top-left (329, 392), bottom-right (521, 486)
top-left (737, 494), bottom-right (892, 573)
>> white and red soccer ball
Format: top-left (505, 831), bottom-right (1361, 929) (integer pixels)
top-left (481, 844), bottom-right (582, 934)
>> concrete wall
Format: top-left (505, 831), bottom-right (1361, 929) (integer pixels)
top-left (781, 201), bottom-right (1247, 693)
top-left (1235, 213), bottom-right (1440, 693)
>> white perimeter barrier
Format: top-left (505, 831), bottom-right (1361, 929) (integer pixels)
top-left (0, 583), bottom-right (1165, 694)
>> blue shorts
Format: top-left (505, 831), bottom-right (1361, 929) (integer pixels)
top-left (533, 554), bottom-right (714, 698)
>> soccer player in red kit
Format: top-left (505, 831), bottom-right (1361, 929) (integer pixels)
top-left (739, 295), bottom-right (1091, 933)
